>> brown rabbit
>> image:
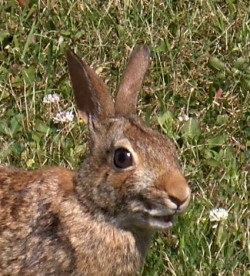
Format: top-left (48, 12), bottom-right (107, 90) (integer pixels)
top-left (0, 45), bottom-right (191, 275)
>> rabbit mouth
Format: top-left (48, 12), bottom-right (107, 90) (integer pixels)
top-left (147, 214), bottom-right (174, 230)
top-left (143, 207), bottom-right (177, 230)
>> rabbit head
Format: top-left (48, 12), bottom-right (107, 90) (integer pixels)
top-left (67, 45), bottom-right (191, 234)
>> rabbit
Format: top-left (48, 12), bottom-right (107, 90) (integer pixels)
top-left (0, 45), bottom-right (191, 275)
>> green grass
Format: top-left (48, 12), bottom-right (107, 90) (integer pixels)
top-left (0, 0), bottom-right (249, 275)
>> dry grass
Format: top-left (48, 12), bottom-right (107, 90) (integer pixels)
top-left (0, 1), bottom-right (249, 274)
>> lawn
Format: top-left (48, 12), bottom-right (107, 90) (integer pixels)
top-left (0, 1), bottom-right (249, 275)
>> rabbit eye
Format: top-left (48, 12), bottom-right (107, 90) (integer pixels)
top-left (113, 148), bottom-right (133, 169)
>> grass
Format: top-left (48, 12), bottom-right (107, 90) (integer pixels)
top-left (0, 0), bottom-right (249, 275)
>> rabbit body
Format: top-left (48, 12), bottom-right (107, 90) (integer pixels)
top-left (0, 46), bottom-right (191, 275)
top-left (0, 166), bottom-right (143, 275)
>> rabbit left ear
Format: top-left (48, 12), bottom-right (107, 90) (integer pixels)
top-left (67, 50), bottom-right (115, 123)
top-left (115, 45), bottom-right (151, 116)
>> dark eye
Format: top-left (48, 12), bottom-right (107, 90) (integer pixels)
top-left (113, 148), bottom-right (133, 169)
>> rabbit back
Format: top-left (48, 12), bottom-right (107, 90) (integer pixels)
top-left (0, 166), bottom-right (76, 274)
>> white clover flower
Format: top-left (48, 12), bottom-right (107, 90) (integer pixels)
top-left (209, 208), bottom-right (228, 222)
top-left (178, 114), bottom-right (190, 122)
top-left (53, 111), bottom-right (74, 123)
top-left (58, 36), bottom-right (64, 45)
top-left (43, 93), bottom-right (61, 104)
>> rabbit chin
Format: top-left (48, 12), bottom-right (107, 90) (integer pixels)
top-left (114, 212), bottom-right (175, 232)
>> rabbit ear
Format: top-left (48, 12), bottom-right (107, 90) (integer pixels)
top-left (115, 45), bottom-right (151, 116)
top-left (67, 50), bottom-right (115, 122)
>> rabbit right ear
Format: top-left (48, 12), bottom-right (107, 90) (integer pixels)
top-left (67, 50), bottom-right (115, 122)
top-left (115, 45), bottom-right (151, 116)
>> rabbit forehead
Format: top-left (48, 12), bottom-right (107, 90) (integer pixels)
top-left (124, 119), bottom-right (179, 168)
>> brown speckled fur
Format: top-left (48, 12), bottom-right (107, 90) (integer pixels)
top-left (0, 46), bottom-right (191, 275)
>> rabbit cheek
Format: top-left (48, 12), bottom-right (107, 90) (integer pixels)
top-left (107, 172), bottom-right (130, 189)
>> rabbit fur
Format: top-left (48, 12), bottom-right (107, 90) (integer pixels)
top-left (0, 45), bottom-right (191, 275)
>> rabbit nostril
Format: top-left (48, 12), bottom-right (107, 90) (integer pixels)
top-left (168, 195), bottom-right (186, 208)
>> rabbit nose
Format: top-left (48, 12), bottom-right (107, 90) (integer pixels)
top-left (156, 170), bottom-right (191, 210)
top-left (168, 194), bottom-right (188, 209)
